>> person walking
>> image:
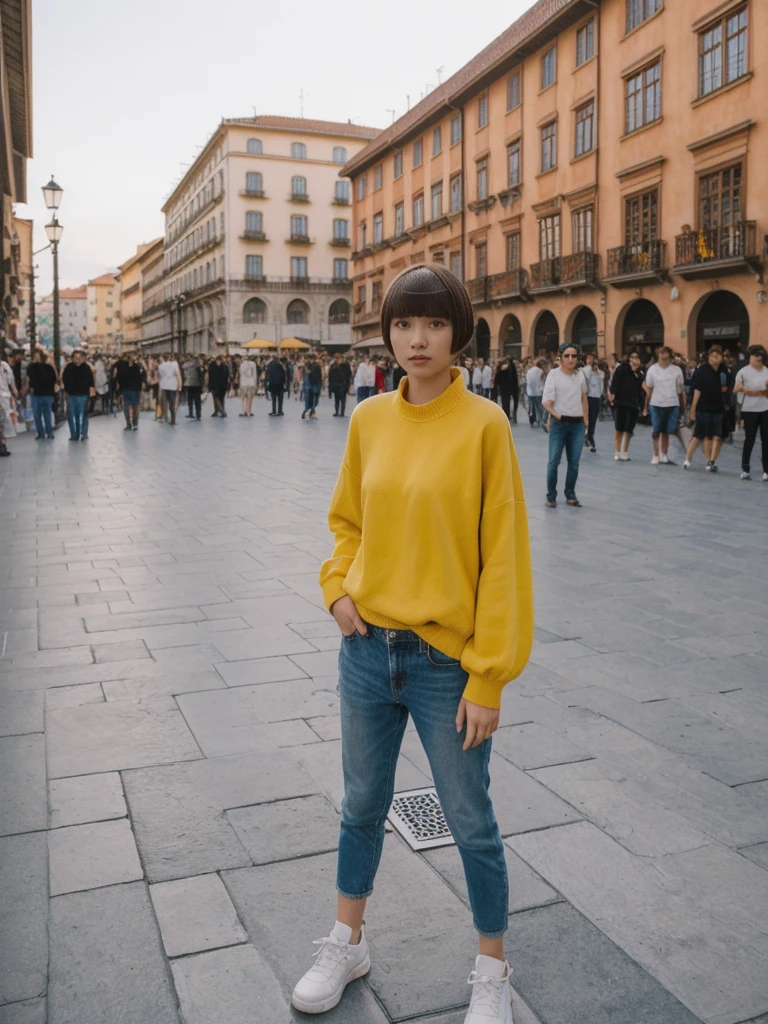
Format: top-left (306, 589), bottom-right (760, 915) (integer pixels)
top-left (292, 263), bottom-right (532, 1024)
top-left (642, 346), bottom-right (684, 465)
top-left (475, 356), bottom-right (492, 398)
top-left (542, 342), bottom-right (589, 508)
top-left (158, 354), bottom-right (182, 425)
top-left (62, 350), bottom-right (95, 441)
top-left (353, 356), bottom-right (376, 404)
top-left (114, 351), bottom-right (145, 431)
top-left (237, 356), bottom-right (258, 416)
top-left (0, 355), bottom-right (18, 455)
top-left (683, 345), bottom-right (729, 472)
top-left (582, 352), bottom-right (604, 453)
top-left (734, 344), bottom-right (768, 481)
top-left (525, 360), bottom-right (545, 427)
top-left (182, 354), bottom-right (203, 420)
top-left (26, 350), bottom-right (58, 440)
top-left (329, 353), bottom-right (352, 417)
top-left (303, 358), bottom-right (323, 419)
top-left (265, 354), bottom-right (286, 416)
top-left (608, 351), bottom-right (644, 461)
top-left (492, 358), bottom-right (518, 422)
top-left (207, 354), bottom-right (229, 417)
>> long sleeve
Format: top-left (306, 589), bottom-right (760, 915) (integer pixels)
top-left (319, 417), bottom-right (363, 612)
top-left (460, 421), bottom-right (533, 709)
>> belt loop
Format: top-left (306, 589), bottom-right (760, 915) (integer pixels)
top-left (419, 636), bottom-right (427, 653)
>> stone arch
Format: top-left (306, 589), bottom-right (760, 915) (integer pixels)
top-left (287, 298), bottom-right (310, 324)
top-left (243, 297), bottom-right (268, 324)
top-left (499, 313), bottom-right (522, 359)
top-left (566, 304), bottom-right (598, 352)
top-left (687, 289), bottom-right (750, 358)
top-left (328, 298), bottom-right (350, 324)
top-left (530, 309), bottom-right (559, 356)
top-left (615, 299), bottom-right (664, 363)
top-left (473, 317), bottom-right (491, 362)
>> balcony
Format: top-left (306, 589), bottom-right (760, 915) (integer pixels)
top-left (605, 240), bottom-right (667, 287)
top-left (530, 252), bottom-right (599, 293)
top-left (330, 236), bottom-right (351, 248)
top-left (289, 192), bottom-right (311, 203)
top-left (488, 268), bottom-right (529, 302)
top-left (229, 276), bottom-right (352, 294)
top-left (239, 189), bottom-right (265, 199)
top-left (286, 234), bottom-right (314, 246)
top-left (353, 301), bottom-right (381, 325)
top-left (332, 197), bottom-right (350, 206)
top-left (673, 222), bottom-right (762, 281)
top-left (466, 276), bottom-right (489, 305)
top-left (241, 230), bottom-right (268, 243)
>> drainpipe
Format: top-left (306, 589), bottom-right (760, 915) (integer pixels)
top-left (584, 0), bottom-right (606, 357)
top-left (446, 99), bottom-right (466, 284)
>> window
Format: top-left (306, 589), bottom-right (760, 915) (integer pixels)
top-left (575, 101), bottom-right (595, 156)
top-left (431, 182), bottom-right (443, 220)
top-left (245, 172), bottom-right (263, 194)
top-left (572, 207), bottom-right (593, 251)
top-left (243, 297), bottom-right (266, 323)
top-left (539, 215), bottom-right (561, 259)
top-left (625, 60), bottom-right (661, 133)
top-left (542, 46), bottom-right (557, 89)
top-left (287, 298), bottom-right (309, 321)
top-left (373, 213), bottom-right (383, 244)
top-left (246, 138), bottom-right (262, 154)
top-left (576, 21), bottom-right (595, 66)
top-left (372, 280), bottom-right (382, 310)
top-left (699, 163), bottom-right (742, 231)
top-left (395, 202), bottom-right (405, 236)
top-left (246, 254), bottom-right (263, 277)
top-left (105, 318), bottom-right (112, 325)
top-left (478, 95), bottom-right (489, 128)
top-left (374, 165), bottom-right (383, 190)
top-left (291, 142), bottom-right (307, 159)
top-left (450, 115), bottom-right (462, 145)
top-left (335, 180), bottom-right (350, 202)
top-left (450, 251), bottom-right (462, 280)
top-left (359, 221), bottom-right (367, 249)
top-left (291, 214), bottom-right (308, 237)
top-left (413, 194), bottom-right (425, 227)
top-left (290, 258), bottom-right (308, 281)
top-left (541, 122), bottom-right (557, 171)
top-left (358, 284), bottom-right (366, 306)
top-left (507, 72), bottom-right (521, 110)
top-left (333, 218), bottom-right (349, 240)
top-left (476, 243), bottom-right (487, 279)
top-left (699, 7), bottom-right (748, 97)
top-left (506, 232), bottom-right (521, 270)
top-left (625, 188), bottom-right (658, 245)
top-left (450, 174), bottom-right (462, 213)
top-left (626, 0), bottom-right (662, 33)
top-left (433, 127), bottom-right (442, 155)
top-left (333, 258), bottom-right (349, 280)
top-left (394, 151), bottom-right (403, 178)
top-left (106, 301), bottom-right (113, 308)
top-left (507, 141), bottom-right (521, 187)
top-left (476, 157), bottom-right (488, 200)
top-left (332, 146), bottom-right (348, 163)
top-left (206, 262), bottom-right (212, 282)
top-left (245, 211), bottom-right (263, 234)
top-left (357, 175), bottom-right (368, 199)
top-left (413, 139), bottom-right (423, 168)
top-left (291, 175), bottom-right (307, 196)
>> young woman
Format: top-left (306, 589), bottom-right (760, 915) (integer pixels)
top-left (292, 265), bottom-right (533, 1023)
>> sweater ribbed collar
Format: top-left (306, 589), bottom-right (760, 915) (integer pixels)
top-left (394, 367), bottom-right (468, 422)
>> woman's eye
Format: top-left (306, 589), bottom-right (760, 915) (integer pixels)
top-left (430, 320), bottom-right (446, 329)
top-left (395, 320), bottom-right (409, 329)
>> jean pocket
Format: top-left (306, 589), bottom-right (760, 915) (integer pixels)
top-left (341, 631), bottom-right (358, 642)
top-left (427, 645), bottom-right (461, 667)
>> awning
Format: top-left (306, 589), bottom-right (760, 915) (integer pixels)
top-left (279, 337), bottom-right (312, 350)
top-left (242, 338), bottom-right (277, 349)
top-left (352, 336), bottom-right (387, 351)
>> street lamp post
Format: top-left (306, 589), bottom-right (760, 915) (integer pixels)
top-left (175, 295), bottom-right (185, 354)
top-left (42, 177), bottom-right (64, 376)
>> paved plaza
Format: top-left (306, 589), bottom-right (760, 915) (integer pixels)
top-left (1, 396), bottom-right (767, 1024)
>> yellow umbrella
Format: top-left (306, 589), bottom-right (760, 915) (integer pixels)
top-left (279, 337), bottom-right (312, 350)
top-left (243, 338), bottom-right (277, 349)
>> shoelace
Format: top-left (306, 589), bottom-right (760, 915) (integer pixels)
top-left (467, 965), bottom-right (510, 1017)
top-left (309, 935), bottom-right (349, 980)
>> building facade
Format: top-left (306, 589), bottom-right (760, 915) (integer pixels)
top-left (139, 241), bottom-right (170, 350)
top-left (10, 215), bottom-right (32, 343)
top-left (37, 285), bottom-right (87, 350)
top-left (345, 0), bottom-right (766, 363)
top-left (117, 240), bottom-right (162, 348)
top-left (86, 273), bottom-right (121, 350)
top-left (146, 116), bottom-right (379, 354)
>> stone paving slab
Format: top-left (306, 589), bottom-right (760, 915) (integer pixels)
top-left (214, 654), bottom-right (309, 687)
top-left (0, 734), bottom-right (46, 837)
top-left (47, 818), bottom-right (143, 896)
top-left (0, 1000), bottom-right (46, 1024)
top-left (227, 794), bottom-right (340, 865)
top-left (48, 882), bottom-right (181, 1024)
top-left (48, 771), bottom-right (127, 828)
top-left (0, 691), bottom-right (43, 737)
top-left (492, 721), bottom-right (593, 770)
top-left (44, 681), bottom-right (105, 709)
top-left (149, 873), bottom-right (248, 957)
top-left (0, 833), bottom-right (48, 1005)
top-left (170, 945), bottom-right (289, 1024)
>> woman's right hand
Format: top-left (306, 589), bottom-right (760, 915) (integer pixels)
top-left (331, 595), bottom-right (368, 638)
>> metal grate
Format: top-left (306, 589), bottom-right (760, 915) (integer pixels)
top-left (387, 787), bottom-right (455, 851)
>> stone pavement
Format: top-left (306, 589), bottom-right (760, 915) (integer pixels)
top-left (1, 395), bottom-right (767, 1024)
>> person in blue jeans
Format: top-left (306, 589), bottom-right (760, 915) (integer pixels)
top-left (542, 343), bottom-right (589, 508)
top-left (62, 350), bottom-right (95, 441)
top-left (302, 358), bottom-right (323, 419)
top-left (26, 350), bottom-right (58, 439)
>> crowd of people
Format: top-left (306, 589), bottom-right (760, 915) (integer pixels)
top-left (1, 342), bottom-right (766, 493)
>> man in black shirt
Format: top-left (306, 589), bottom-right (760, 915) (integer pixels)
top-left (328, 353), bottom-right (352, 417)
top-left (608, 352), bottom-right (644, 461)
top-left (113, 352), bottom-right (146, 430)
top-left (62, 350), bottom-right (95, 440)
top-left (265, 355), bottom-right (286, 416)
top-left (26, 351), bottom-right (58, 439)
top-left (684, 346), bottom-right (729, 472)
top-left (207, 355), bottom-right (229, 417)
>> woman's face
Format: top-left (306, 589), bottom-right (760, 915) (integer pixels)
top-left (389, 316), bottom-right (455, 377)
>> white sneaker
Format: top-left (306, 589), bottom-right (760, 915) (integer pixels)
top-left (683, 460), bottom-right (691, 470)
top-left (763, 473), bottom-right (768, 482)
top-left (291, 922), bottom-right (371, 1014)
top-left (659, 453), bottom-right (669, 464)
top-left (650, 455), bottom-right (659, 465)
top-left (465, 956), bottom-right (514, 1023)
top-left (741, 471), bottom-right (751, 480)
top-left (614, 452), bottom-right (621, 461)
top-left (620, 452), bottom-right (631, 461)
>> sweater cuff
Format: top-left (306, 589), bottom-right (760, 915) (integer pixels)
top-left (462, 674), bottom-right (505, 711)
top-left (322, 577), bottom-right (347, 614)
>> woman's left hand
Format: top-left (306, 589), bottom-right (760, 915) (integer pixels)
top-left (456, 698), bottom-right (500, 751)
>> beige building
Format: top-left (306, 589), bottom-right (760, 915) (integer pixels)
top-left (149, 115), bottom-right (379, 354)
top-left (37, 285), bottom-right (87, 349)
top-left (10, 215), bottom-right (33, 343)
top-left (139, 240), bottom-right (169, 350)
top-left (117, 240), bottom-right (163, 348)
top-left (87, 273), bottom-right (121, 350)
top-left (346, 0), bottom-right (766, 363)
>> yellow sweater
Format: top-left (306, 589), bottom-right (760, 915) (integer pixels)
top-left (319, 367), bottom-right (533, 709)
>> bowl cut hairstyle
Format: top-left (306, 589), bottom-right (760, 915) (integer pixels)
top-left (380, 264), bottom-right (475, 355)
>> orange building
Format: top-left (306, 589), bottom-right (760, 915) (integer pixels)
top-left (345, 0), bottom-right (766, 362)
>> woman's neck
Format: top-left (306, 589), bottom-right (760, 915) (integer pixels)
top-left (405, 367), bottom-right (454, 406)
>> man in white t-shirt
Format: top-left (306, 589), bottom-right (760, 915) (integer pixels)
top-left (526, 361), bottom-right (545, 426)
top-left (542, 343), bottom-right (589, 508)
top-left (734, 344), bottom-right (768, 481)
top-left (642, 346), bottom-right (684, 465)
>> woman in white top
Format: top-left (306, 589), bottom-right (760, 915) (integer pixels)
top-left (237, 357), bottom-right (258, 417)
top-left (734, 344), bottom-right (768, 481)
top-left (582, 353), bottom-right (604, 453)
top-left (542, 342), bottom-right (589, 508)
top-left (158, 355), bottom-right (182, 426)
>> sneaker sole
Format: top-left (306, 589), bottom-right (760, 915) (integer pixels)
top-left (291, 955), bottom-right (371, 1014)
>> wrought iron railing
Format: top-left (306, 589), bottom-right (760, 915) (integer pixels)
top-left (560, 251), bottom-right (599, 284)
top-left (466, 277), bottom-right (489, 304)
top-left (606, 240), bottom-right (665, 278)
top-left (530, 257), bottom-right (561, 289)
top-left (488, 268), bottom-right (528, 300)
top-left (675, 221), bottom-right (757, 265)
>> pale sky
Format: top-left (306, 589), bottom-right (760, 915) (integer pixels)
top-left (19, 0), bottom-right (532, 295)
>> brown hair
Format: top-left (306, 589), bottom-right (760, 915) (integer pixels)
top-left (707, 345), bottom-right (724, 356)
top-left (380, 264), bottom-right (475, 355)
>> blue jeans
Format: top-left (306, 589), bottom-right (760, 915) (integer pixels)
top-left (122, 390), bottom-right (140, 426)
top-left (649, 405), bottom-right (679, 438)
top-left (32, 396), bottom-right (55, 437)
top-left (303, 384), bottom-right (321, 413)
top-left (527, 394), bottom-right (544, 426)
top-left (546, 418), bottom-right (585, 501)
top-left (337, 624), bottom-right (508, 938)
top-left (356, 386), bottom-right (375, 404)
top-left (66, 394), bottom-right (89, 438)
